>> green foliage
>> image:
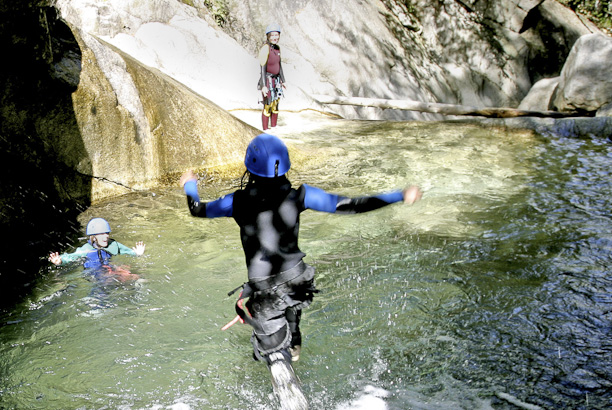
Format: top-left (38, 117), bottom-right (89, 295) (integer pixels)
top-left (557, 0), bottom-right (612, 33)
top-left (179, 0), bottom-right (229, 27)
top-left (203, 0), bottom-right (229, 27)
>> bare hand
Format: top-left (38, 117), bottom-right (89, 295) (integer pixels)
top-left (49, 252), bottom-right (62, 266)
top-left (180, 170), bottom-right (198, 187)
top-left (262, 86), bottom-right (269, 97)
top-left (402, 186), bottom-right (422, 205)
top-left (132, 241), bottom-right (146, 256)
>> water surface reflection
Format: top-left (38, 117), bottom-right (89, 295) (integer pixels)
top-left (1, 119), bottom-right (611, 409)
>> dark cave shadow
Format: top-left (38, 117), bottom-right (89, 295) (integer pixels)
top-left (0, 3), bottom-right (91, 310)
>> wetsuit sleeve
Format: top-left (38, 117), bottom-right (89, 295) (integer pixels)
top-left (59, 243), bottom-right (93, 264)
top-left (115, 241), bottom-right (137, 256)
top-left (184, 180), bottom-right (234, 218)
top-left (59, 251), bottom-right (83, 264)
top-left (278, 47), bottom-right (285, 83)
top-left (302, 184), bottom-right (404, 214)
top-left (258, 44), bottom-right (269, 88)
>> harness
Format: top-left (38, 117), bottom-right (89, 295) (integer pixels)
top-left (83, 240), bottom-right (119, 269)
top-left (265, 74), bottom-right (284, 102)
top-left (225, 261), bottom-right (318, 355)
top-left (229, 262), bottom-right (306, 323)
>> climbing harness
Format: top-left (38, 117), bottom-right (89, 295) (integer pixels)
top-left (222, 262), bottom-right (318, 359)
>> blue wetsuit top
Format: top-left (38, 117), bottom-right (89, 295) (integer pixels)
top-left (184, 177), bottom-right (404, 280)
top-left (59, 240), bottom-right (137, 269)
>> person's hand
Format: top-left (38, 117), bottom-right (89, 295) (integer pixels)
top-left (262, 86), bottom-right (269, 97)
top-left (402, 186), bottom-right (422, 205)
top-left (132, 241), bottom-right (146, 256)
top-left (48, 252), bottom-right (62, 266)
top-left (180, 170), bottom-right (197, 187)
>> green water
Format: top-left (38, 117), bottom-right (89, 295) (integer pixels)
top-left (1, 120), bottom-right (611, 409)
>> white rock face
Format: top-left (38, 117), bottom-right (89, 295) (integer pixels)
top-left (55, 0), bottom-right (608, 122)
top-left (50, 0), bottom-right (522, 121)
top-left (55, 0), bottom-right (260, 112)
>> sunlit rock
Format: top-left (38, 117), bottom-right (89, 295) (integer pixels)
top-left (518, 77), bottom-right (560, 111)
top-left (70, 28), bottom-right (257, 200)
top-left (551, 33), bottom-right (612, 115)
top-left (598, 101), bottom-right (612, 117)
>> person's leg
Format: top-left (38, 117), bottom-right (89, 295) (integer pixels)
top-left (286, 307), bottom-right (301, 346)
top-left (253, 327), bottom-right (292, 364)
top-left (262, 110), bottom-right (270, 130)
top-left (262, 97), bottom-right (272, 130)
top-left (270, 100), bottom-right (279, 128)
top-left (286, 307), bottom-right (302, 361)
top-left (247, 293), bottom-right (291, 363)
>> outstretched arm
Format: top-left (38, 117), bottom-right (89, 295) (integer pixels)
top-left (113, 241), bottom-right (145, 257)
top-left (48, 244), bottom-right (93, 266)
top-left (303, 184), bottom-right (422, 214)
top-left (180, 170), bottom-right (234, 218)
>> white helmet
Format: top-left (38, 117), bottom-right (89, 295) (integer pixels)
top-left (86, 218), bottom-right (111, 235)
top-left (266, 23), bottom-right (281, 34)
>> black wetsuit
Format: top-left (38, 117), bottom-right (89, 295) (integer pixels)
top-left (184, 176), bottom-right (405, 359)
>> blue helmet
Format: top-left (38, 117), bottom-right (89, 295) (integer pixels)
top-left (244, 133), bottom-right (291, 178)
top-left (86, 218), bottom-right (111, 235)
top-left (266, 23), bottom-right (281, 34)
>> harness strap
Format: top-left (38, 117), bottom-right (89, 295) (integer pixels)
top-left (251, 324), bottom-right (291, 361)
top-left (235, 297), bottom-right (259, 330)
top-left (265, 74), bottom-right (283, 103)
top-left (228, 261), bottom-right (316, 334)
top-left (228, 261), bottom-right (310, 334)
top-left (96, 248), bottom-right (112, 265)
top-left (248, 261), bottom-right (306, 292)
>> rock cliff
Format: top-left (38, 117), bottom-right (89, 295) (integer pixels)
top-left (55, 0), bottom-right (602, 120)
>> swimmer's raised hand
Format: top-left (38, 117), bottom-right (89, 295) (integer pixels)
top-left (48, 252), bottom-right (62, 266)
top-left (132, 241), bottom-right (146, 256)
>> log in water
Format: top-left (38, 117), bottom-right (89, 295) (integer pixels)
top-left (311, 94), bottom-right (582, 118)
top-left (268, 353), bottom-right (308, 410)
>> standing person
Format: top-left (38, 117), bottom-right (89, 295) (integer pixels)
top-left (49, 217), bottom-right (145, 279)
top-left (180, 133), bottom-right (422, 365)
top-left (258, 23), bottom-right (286, 131)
